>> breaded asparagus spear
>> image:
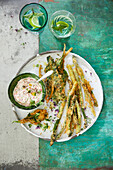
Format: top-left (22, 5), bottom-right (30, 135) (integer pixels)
top-left (75, 57), bottom-right (98, 107)
top-left (82, 84), bottom-right (96, 117)
top-left (66, 64), bottom-right (76, 84)
top-left (66, 85), bottom-right (77, 136)
top-left (56, 119), bottom-right (66, 140)
top-left (76, 100), bottom-right (81, 134)
top-left (56, 45), bottom-right (73, 73)
top-left (73, 56), bottom-right (97, 117)
top-left (72, 57), bottom-right (87, 126)
top-left (50, 100), bottom-right (66, 146)
top-left (84, 79), bottom-right (98, 106)
top-left (70, 114), bottom-right (75, 136)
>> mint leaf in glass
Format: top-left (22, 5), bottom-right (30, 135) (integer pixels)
top-left (52, 21), bottom-right (69, 33)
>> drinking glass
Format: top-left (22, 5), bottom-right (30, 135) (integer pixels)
top-left (49, 10), bottom-right (76, 38)
top-left (19, 3), bottom-right (48, 33)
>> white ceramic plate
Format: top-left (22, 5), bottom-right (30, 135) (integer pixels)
top-left (12, 51), bottom-right (103, 142)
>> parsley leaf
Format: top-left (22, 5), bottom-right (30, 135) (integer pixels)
top-left (28, 124), bottom-right (32, 128)
top-left (36, 64), bottom-right (39, 67)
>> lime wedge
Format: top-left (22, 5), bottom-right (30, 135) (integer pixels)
top-left (29, 16), bottom-right (41, 28)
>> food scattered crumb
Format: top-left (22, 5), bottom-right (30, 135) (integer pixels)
top-left (33, 64), bottom-right (36, 68)
top-left (85, 70), bottom-right (87, 73)
top-left (90, 72), bottom-right (92, 75)
top-left (15, 29), bottom-right (18, 32)
top-left (21, 42), bottom-right (26, 46)
top-left (15, 28), bottom-right (23, 32)
top-left (21, 42), bottom-right (27, 48)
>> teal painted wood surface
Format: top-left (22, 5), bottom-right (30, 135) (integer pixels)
top-left (39, 0), bottom-right (113, 169)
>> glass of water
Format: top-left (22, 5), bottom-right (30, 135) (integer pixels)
top-left (49, 10), bottom-right (76, 38)
top-left (19, 3), bottom-right (48, 33)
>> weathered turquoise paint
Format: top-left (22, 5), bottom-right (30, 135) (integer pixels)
top-left (39, 0), bottom-right (113, 169)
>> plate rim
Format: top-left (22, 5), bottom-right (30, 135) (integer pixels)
top-left (12, 50), bottom-right (104, 142)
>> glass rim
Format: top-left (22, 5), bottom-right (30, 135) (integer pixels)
top-left (50, 10), bottom-right (76, 19)
top-left (19, 3), bottom-right (48, 32)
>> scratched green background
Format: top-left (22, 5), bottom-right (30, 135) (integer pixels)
top-left (39, 0), bottom-right (113, 169)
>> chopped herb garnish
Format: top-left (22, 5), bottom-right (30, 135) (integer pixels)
top-left (30, 100), bottom-right (35, 105)
top-left (36, 123), bottom-right (42, 129)
top-left (28, 124), bottom-right (32, 128)
top-left (45, 118), bottom-right (51, 121)
top-left (38, 91), bottom-right (41, 93)
top-left (43, 123), bottom-right (48, 131)
top-left (28, 113), bottom-right (31, 117)
top-left (28, 90), bottom-right (31, 93)
top-left (38, 123), bottom-right (42, 127)
top-left (34, 92), bottom-right (36, 96)
top-left (35, 112), bottom-right (40, 119)
top-left (33, 112), bottom-right (40, 122)
top-left (36, 64), bottom-right (39, 67)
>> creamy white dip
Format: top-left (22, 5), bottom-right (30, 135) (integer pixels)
top-left (13, 77), bottom-right (43, 107)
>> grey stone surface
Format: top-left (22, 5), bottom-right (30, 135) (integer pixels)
top-left (0, 0), bottom-right (39, 168)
